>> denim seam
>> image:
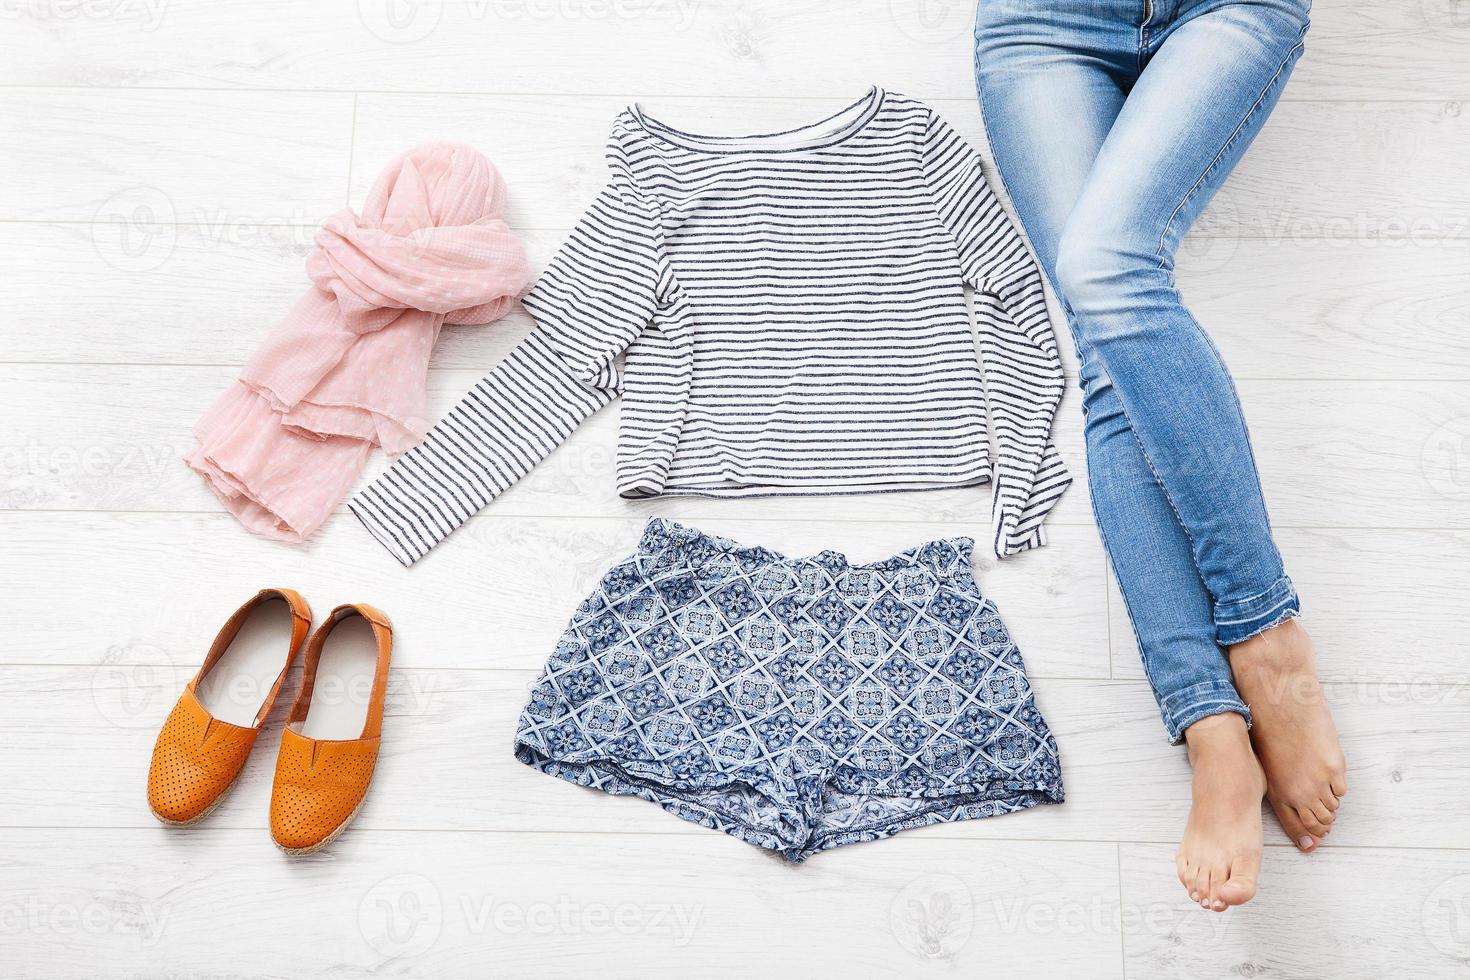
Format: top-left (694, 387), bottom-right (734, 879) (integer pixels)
top-left (978, 47), bottom-right (1184, 722)
top-left (1173, 698), bottom-right (1246, 720)
top-left (1144, 27), bottom-right (1307, 581)
top-left (1215, 578), bottom-right (1296, 625)
top-left (1102, 29), bottom-right (1308, 608)
top-left (1115, 350), bottom-right (1291, 643)
top-left (995, 56), bottom-right (1211, 722)
top-left (1153, 22), bottom-right (1309, 266)
top-left (1161, 678), bottom-right (1243, 712)
top-left (976, 51), bottom-right (1098, 379)
top-left (1136, 3), bottom-right (1149, 74)
top-left (1108, 369), bottom-right (1210, 586)
top-left (1218, 593), bottom-right (1293, 627)
top-left (1222, 605), bottom-right (1300, 647)
top-left (1083, 465), bottom-right (1174, 710)
top-left (1173, 300), bottom-right (1280, 561)
top-left (1163, 679), bottom-right (1252, 742)
top-left (1167, 698), bottom-right (1251, 745)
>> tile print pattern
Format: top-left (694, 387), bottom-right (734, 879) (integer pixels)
top-left (515, 519), bottom-right (1063, 862)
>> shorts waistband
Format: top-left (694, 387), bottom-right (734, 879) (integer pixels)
top-left (637, 517), bottom-right (976, 582)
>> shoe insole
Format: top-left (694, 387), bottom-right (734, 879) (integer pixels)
top-left (197, 596), bottom-right (291, 727)
top-left (299, 615), bottom-right (380, 740)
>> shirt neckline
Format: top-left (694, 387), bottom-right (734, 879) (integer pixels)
top-left (628, 87), bottom-right (885, 155)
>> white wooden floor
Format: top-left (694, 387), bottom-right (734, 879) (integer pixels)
top-left (4, 1), bottom-right (1470, 977)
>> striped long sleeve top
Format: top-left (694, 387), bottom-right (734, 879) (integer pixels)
top-left (350, 88), bottom-right (1071, 565)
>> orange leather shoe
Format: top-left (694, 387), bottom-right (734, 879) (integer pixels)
top-left (270, 603), bottom-right (393, 855)
top-left (147, 588), bottom-right (312, 826)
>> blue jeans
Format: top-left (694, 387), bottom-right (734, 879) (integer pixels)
top-left (974, 0), bottom-right (1310, 741)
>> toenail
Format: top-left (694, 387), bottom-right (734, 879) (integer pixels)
top-left (1298, 836), bottom-right (1315, 849)
top-left (1190, 891), bottom-right (1199, 901)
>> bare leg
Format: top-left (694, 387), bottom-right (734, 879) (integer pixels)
top-left (1178, 713), bottom-right (1266, 911)
top-left (1230, 618), bottom-right (1347, 851)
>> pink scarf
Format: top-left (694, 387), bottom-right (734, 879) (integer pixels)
top-left (186, 142), bottom-right (530, 543)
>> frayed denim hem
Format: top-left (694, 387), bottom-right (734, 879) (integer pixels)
top-left (1161, 679), bottom-right (1251, 745)
top-left (1214, 575), bottom-right (1301, 647)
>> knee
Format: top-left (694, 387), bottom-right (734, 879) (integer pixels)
top-left (1053, 229), bottom-right (1125, 314)
top-left (1054, 226), bottom-right (1170, 323)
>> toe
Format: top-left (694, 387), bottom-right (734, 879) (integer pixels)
top-left (1330, 773), bottom-right (1348, 799)
top-left (1205, 867), bottom-right (1228, 912)
top-left (1191, 864), bottom-right (1211, 906)
top-left (1323, 793), bottom-right (1341, 812)
top-left (1219, 850), bottom-right (1261, 907)
top-left (1199, 863), bottom-right (1218, 911)
top-left (1296, 804), bottom-right (1330, 840)
top-left (1193, 869), bottom-right (1217, 916)
top-left (1199, 863), bottom-right (1234, 916)
top-left (1309, 799), bottom-right (1335, 829)
top-left (1270, 796), bottom-right (1318, 851)
top-left (1176, 854), bottom-right (1193, 896)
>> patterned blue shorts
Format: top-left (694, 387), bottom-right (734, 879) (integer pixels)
top-left (515, 519), bottom-right (1064, 862)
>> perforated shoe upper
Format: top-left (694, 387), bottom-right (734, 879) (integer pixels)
top-left (147, 690), bottom-right (259, 824)
top-left (269, 603), bottom-right (392, 853)
top-left (145, 588), bottom-right (313, 826)
top-left (269, 728), bottom-right (381, 850)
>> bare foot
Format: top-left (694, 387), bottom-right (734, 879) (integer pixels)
top-left (1177, 712), bottom-right (1266, 912)
top-left (1229, 616), bottom-right (1347, 852)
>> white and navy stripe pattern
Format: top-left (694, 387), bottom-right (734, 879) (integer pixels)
top-left (350, 88), bottom-right (1070, 565)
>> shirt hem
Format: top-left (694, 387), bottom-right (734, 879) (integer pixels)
top-left (618, 471), bottom-right (993, 501)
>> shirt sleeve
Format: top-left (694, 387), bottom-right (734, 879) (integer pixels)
top-left (920, 109), bottom-right (1072, 559)
top-left (350, 185), bottom-right (663, 566)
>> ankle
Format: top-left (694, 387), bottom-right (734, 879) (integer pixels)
top-left (1229, 616), bottom-right (1311, 672)
top-left (1184, 714), bottom-right (1266, 796)
top-left (1183, 711), bottom-right (1251, 760)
